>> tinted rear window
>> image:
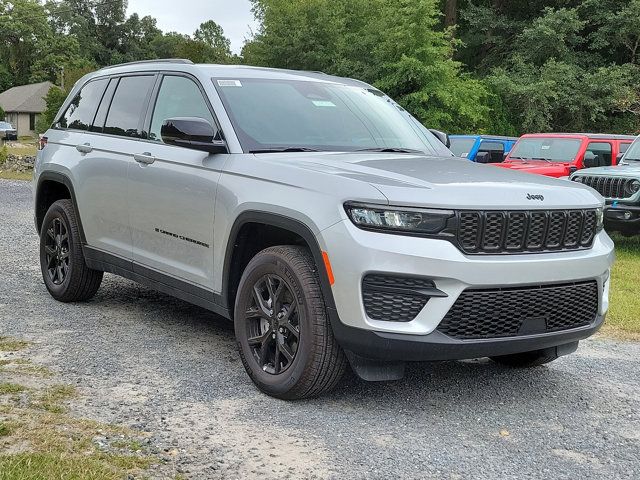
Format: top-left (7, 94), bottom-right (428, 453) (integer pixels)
top-left (103, 76), bottom-right (155, 138)
top-left (58, 79), bottom-right (109, 131)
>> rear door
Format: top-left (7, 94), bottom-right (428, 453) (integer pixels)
top-left (53, 77), bottom-right (136, 259)
top-left (127, 73), bottom-right (226, 289)
top-left (76, 74), bottom-right (156, 260)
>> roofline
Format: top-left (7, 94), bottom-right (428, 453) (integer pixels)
top-left (99, 59), bottom-right (194, 71)
top-left (520, 132), bottom-right (637, 140)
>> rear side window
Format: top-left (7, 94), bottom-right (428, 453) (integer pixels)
top-left (58, 79), bottom-right (109, 131)
top-left (103, 76), bottom-right (155, 138)
top-left (619, 143), bottom-right (631, 154)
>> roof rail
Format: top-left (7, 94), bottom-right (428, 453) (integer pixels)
top-left (101, 59), bottom-right (194, 70)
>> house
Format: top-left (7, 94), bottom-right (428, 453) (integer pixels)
top-left (0, 81), bottom-right (54, 137)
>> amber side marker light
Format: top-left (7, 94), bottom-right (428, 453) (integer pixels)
top-left (322, 251), bottom-right (335, 286)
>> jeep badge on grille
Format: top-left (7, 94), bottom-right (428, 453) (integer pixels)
top-left (526, 193), bottom-right (544, 201)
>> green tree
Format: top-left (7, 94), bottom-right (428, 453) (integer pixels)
top-left (35, 86), bottom-right (66, 133)
top-left (245, 0), bottom-right (492, 133)
top-left (194, 20), bottom-right (233, 62)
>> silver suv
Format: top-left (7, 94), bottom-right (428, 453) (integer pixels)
top-left (34, 60), bottom-right (614, 399)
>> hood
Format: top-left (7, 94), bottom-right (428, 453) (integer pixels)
top-left (495, 160), bottom-right (572, 178)
top-left (256, 152), bottom-right (603, 209)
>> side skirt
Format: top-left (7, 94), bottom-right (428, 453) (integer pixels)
top-left (83, 246), bottom-right (231, 319)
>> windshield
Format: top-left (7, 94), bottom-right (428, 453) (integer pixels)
top-left (0, 122), bottom-right (13, 129)
top-left (213, 78), bottom-right (452, 156)
top-left (508, 137), bottom-right (582, 162)
top-left (449, 137), bottom-right (477, 157)
top-left (622, 137), bottom-right (640, 162)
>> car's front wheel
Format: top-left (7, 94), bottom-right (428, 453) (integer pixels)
top-left (234, 246), bottom-right (347, 399)
top-left (39, 199), bottom-right (103, 302)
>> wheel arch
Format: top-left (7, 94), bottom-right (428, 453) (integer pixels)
top-left (222, 211), bottom-right (336, 317)
top-left (35, 171), bottom-right (86, 244)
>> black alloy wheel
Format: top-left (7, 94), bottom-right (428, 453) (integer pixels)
top-left (245, 274), bottom-right (300, 375)
top-left (43, 217), bottom-right (70, 285)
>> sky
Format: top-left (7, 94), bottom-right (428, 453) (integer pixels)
top-left (126, 0), bottom-right (258, 54)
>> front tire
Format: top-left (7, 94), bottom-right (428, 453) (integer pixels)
top-left (39, 199), bottom-right (103, 302)
top-left (234, 246), bottom-right (346, 399)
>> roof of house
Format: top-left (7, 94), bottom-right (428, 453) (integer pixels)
top-left (0, 81), bottom-right (55, 113)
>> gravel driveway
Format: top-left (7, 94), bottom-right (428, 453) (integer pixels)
top-left (1, 178), bottom-right (639, 479)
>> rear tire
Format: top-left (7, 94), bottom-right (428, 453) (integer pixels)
top-left (39, 199), bottom-right (103, 302)
top-left (234, 246), bottom-right (347, 399)
top-left (490, 349), bottom-right (560, 368)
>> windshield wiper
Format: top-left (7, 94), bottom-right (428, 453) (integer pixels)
top-left (355, 147), bottom-right (423, 154)
top-left (249, 147), bottom-right (321, 153)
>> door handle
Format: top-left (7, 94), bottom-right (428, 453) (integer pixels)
top-left (134, 152), bottom-right (156, 165)
top-left (76, 143), bottom-right (93, 154)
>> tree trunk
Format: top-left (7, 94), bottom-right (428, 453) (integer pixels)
top-left (444, 0), bottom-right (457, 28)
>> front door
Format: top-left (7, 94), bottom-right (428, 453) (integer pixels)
top-left (127, 74), bottom-right (226, 289)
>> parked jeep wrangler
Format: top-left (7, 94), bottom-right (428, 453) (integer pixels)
top-left (571, 136), bottom-right (640, 236)
top-left (497, 133), bottom-right (634, 178)
top-left (34, 60), bottom-right (614, 399)
top-left (449, 134), bottom-right (518, 163)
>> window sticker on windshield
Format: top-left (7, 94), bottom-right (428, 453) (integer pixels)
top-left (217, 80), bottom-right (242, 87)
top-left (541, 145), bottom-right (551, 150)
top-left (312, 100), bottom-right (336, 107)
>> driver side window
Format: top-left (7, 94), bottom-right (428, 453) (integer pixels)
top-left (149, 76), bottom-right (217, 142)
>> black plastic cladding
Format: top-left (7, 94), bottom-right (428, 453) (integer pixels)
top-left (437, 280), bottom-right (599, 340)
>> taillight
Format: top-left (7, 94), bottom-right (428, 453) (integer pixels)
top-left (38, 136), bottom-right (48, 150)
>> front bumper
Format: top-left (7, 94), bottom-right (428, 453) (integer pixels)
top-left (604, 204), bottom-right (640, 232)
top-left (329, 308), bottom-right (604, 362)
top-left (317, 220), bottom-right (613, 361)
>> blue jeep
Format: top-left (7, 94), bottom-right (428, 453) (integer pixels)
top-left (449, 135), bottom-right (518, 163)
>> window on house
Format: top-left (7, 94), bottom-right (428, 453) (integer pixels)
top-left (29, 113), bottom-right (36, 131)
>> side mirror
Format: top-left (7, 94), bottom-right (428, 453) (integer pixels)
top-left (161, 117), bottom-right (227, 154)
top-left (429, 129), bottom-right (451, 148)
top-left (569, 166), bottom-right (578, 174)
top-left (583, 152), bottom-right (598, 168)
top-left (475, 151), bottom-right (491, 163)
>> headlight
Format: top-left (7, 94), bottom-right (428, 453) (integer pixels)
top-left (596, 207), bottom-right (604, 231)
top-left (344, 203), bottom-right (454, 235)
top-left (627, 179), bottom-right (640, 195)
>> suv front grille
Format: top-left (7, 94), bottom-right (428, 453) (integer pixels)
top-left (457, 209), bottom-right (597, 254)
top-left (437, 281), bottom-right (599, 340)
top-left (362, 275), bottom-right (434, 322)
top-left (574, 176), bottom-right (634, 199)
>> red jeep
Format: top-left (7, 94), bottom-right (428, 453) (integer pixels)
top-left (494, 133), bottom-right (635, 177)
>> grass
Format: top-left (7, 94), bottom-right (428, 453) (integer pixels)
top-left (0, 383), bottom-right (26, 395)
top-left (5, 144), bottom-right (37, 157)
top-left (0, 171), bottom-right (32, 181)
top-left (0, 338), bottom-right (30, 353)
top-left (603, 233), bottom-right (640, 340)
top-left (0, 337), bottom-right (156, 479)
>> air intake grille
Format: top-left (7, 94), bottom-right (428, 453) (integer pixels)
top-left (437, 281), bottom-right (599, 340)
top-left (574, 176), bottom-right (634, 199)
top-left (362, 275), bottom-right (434, 322)
top-left (457, 209), bottom-right (597, 254)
